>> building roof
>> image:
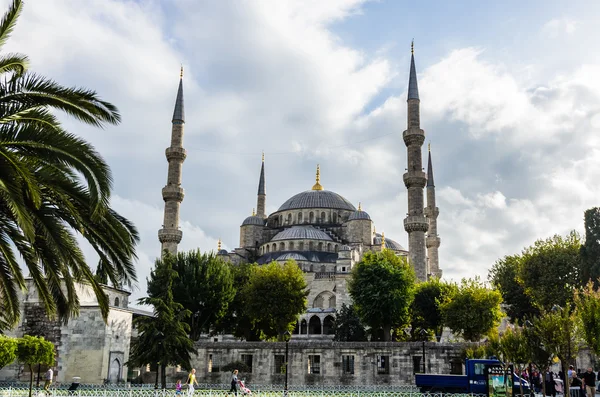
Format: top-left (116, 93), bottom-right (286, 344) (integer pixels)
top-left (348, 210), bottom-right (371, 221)
top-left (258, 155), bottom-right (266, 195)
top-left (257, 250), bottom-right (338, 264)
top-left (408, 48), bottom-right (419, 100)
top-left (242, 215), bottom-right (266, 226)
top-left (277, 190), bottom-right (356, 212)
top-left (172, 74), bottom-right (185, 123)
top-left (373, 233), bottom-right (406, 251)
top-left (272, 226), bottom-right (333, 241)
top-left (277, 252), bottom-right (308, 261)
top-left (427, 148), bottom-right (435, 187)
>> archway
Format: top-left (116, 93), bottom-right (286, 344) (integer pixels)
top-left (300, 319), bottom-right (308, 334)
top-left (109, 358), bottom-right (121, 383)
top-left (323, 316), bottom-right (335, 335)
top-left (308, 316), bottom-right (322, 334)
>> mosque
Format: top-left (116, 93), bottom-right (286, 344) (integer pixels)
top-left (158, 46), bottom-right (442, 338)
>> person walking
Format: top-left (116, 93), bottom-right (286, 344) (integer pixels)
top-left (583, 367), bottom-right (596, 397)
top-left (228, 369), bottom-right (239, 396)
top-left (43, 368), bottom-right (53, 392)
top-left (185, 369), bottom-right (198, 397)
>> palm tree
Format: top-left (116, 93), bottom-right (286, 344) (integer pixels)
top-left (0, 0), bottom-right (139, 329)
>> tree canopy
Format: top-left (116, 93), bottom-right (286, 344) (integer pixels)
top-left (129, 253), bottom-right (195, 389)
top-left (410, 278), bottom-right (457, 339)
top-left (575, 281), bottom-right (600, 356)
top-left (348, 250), bottom-right (416, 341)
top-left (332, 304), bottom-right (367, 342)
top-left (147, 250), bottom-right (235, 340)
top-left (581, 208), bottom-right (600, 287)
top-left (440, 277), bottom-right (503, 342)
top-left (0, 335), bottom-right (17, 369)
top-left (241, 260), bottom-right (308, 340)
top-left (16, 335), bottom-right (55, 397)
top-left (0, 0), bottom-right (138, 329)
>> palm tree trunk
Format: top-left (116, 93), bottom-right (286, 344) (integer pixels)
top-left (154, 364), bottom-right (159, 389)
top-left (161, 365), bottom-right (166, 389)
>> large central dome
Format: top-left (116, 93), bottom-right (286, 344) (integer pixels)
top-left (277, 190), bottom-right (356, 212)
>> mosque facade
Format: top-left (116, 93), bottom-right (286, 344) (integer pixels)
top-left (158, 47), bottom-right (442, 339)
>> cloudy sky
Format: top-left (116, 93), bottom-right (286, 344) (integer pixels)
top-left (4, 0), bottom-right (600, 302)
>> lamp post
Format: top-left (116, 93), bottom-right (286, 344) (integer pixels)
top-left (284, 330), bottom-right (291, 397)
top-left (419, 328), bottom-right (428, 373)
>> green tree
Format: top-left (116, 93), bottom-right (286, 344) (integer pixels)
top-left (489, 255), bottom-right (539, 323)
top-left (440, 277), bottom-right (503, 342)
top-left (533, 306), bottom-right (581, 395)
top-left (0, 335), bottom-right (17, 369)
top-left (575, 281), bottom-right (600, 356)
top-left (500, 327), bottom-right (529, 396)
top-left (16, 335), bottom-right (55, 397)
top-left (348, 250), bottom-right (416, 341)
top-left (581, 208), bottom-right (600, 287)
top-left (215, 262), bottom-right (261, 341)
top-left (332, 304), bottom-right (367, 342)
top-left (128, 253), bottom-right (195, 389)
top-left (147, 250), bottom-right (235, 340)
top-left (410, 278), bottom-right (457, 340)
top-left (517, 232), bottom-right (582, 311)
top-left (0, 0), bottom-right (139, 329)
top-left (241, 260), bottom-right (308, 340)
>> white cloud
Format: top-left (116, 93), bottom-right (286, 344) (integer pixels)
top-left (543, 18), bottom-right (580, 38)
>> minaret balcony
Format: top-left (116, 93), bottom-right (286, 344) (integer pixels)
top-left (403, 171), bottom-right (427, 189)
top-left (402, 128), bottom-right (425, 146)
top-left (404, 216), bottom-right (429, 233)
top-left (165, 147), bottom-right (187, 162)
top-left (158, 228), bottom-right (183, 244)
top-left (162, 185), bottom-right (185, 202)
top-left (426, 235), bottom-right (441, 248)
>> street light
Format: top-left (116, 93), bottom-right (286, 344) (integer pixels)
top-left (419, 329), bottom-right (428, 374)
top-left (284, 331), bottom-right (291, 397)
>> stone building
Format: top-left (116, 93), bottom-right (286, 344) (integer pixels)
top-left (158, 45), bottom-right (444, 339)
top-left (0, 280), bottom-right (133, 385)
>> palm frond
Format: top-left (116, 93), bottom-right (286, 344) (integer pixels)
top-left (0, 52), bottom-right (28, 77)
top-left (0, 0), bottom-right (22, 51)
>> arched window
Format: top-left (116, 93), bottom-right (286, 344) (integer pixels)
top-left (294, 321), bottom-right (300, 334)
top-left (327, 243), bottom-right (332, 252)
top-left (114, 297), bottom-right (120, 307)
top-left (318, 242), bottom-right (323, 251)
top-left (320, 265), bottom-right (326, 272)
top-left (287, 213), bottom-right (292, 225)
top-left (289, 241), bottom-right (295, 250)
top-left (313, 296), bottom-right (324, 308)
top-left (323, 316), bottom-right (335, 335)
top-left (335, 245), bottom-right (339, 253)
top-left (300, 319), bottom-right (308, 334)
top-left (309, 212), bottom-right (314, 223)
top-left (279, 215), bottom-right (283, 225)
top-left (309, 241), bottom-right (314, 250)
top-left (298, 212), bottom-right (303, 223)
top-left (280, 242), bottom-right (285, 251)
top-left (309, 316), bottom-right (322, 334)
top-left (328, 295), bottom-right (337, 309)
top-left (266, 245), bottom-right (270, 253)
top-left (272, 243), bottom-right (277, 252)
top-left (321, 212), bottom-right (326, 223)
top-left (332, 213), bottom-right (337, 223)
top-left (299, 241), bottom-right (304, 250)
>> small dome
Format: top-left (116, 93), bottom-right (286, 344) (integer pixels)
top-left (373, 233), bottom-right (406, 251)
top-left (277, 190), bottom-right (356, 212)
top-left (272, 226), bottom-right (333, 241)
top-left (340, 245), bottom-right (351, 251)
top-left (217, 249), bottom-right (228, 255)
top-left (348, 210), bottom-right (371, 221)
top-left (277, 252), bottom-right (308, 261)
top-left (242, 215), bottom-right (265, 226)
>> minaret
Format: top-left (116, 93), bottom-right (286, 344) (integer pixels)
top-left (425, 143), bottom-right (441, 278)
top-left (256, 153), bottom-right (266, 219)
top-left (158, 66), bottom-right (186, 255)
top-left (403, 42), bottom-right (429, 281)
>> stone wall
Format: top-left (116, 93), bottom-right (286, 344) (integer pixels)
top-left (190, 341), bottom-right (466, 386)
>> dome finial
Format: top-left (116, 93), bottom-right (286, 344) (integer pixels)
top-left (381, 231), bottom-right (386, 250)
top-left (358, 202), bottom-right (362, 211)
top-left (217, 238), bottom-right (222, 251)
top-left (252, 208), bottom-right (256, 216)
top-left (312, 164), bottom-right (323, 191)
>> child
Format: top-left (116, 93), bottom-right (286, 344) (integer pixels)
top-left (175, 380), bottom-right (182, 395)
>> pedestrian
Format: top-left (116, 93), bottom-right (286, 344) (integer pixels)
top-left (175, 379), bottom-right (182, 396)
top-left (43, 368), bottom-right (53, 392)
top-left (228, 369), bottom-right (238, 396)
top-left (583, 367), bottom-right (596, 397)
top-left (185, 369), bottom-right (198, 397)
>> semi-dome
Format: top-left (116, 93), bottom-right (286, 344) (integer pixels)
top-left (277, 190), bottom-right (356, 212)
top-left (217, 249), bottom-right (228, 255)
top-left (272, 226), bottom-right (333, 241)
top-left (348, 210), bottom-right (371, 221)
top-left (373, 233), bottom-right (406, 251)
top-left (242, 215), bottom-right (265, 226)
top-left (277, 252), bottom-right (308, 261)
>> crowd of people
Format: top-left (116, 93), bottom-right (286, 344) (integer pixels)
top-left (521, 366), bottom-right (598, 397)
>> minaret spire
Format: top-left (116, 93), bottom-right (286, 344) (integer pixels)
top-left (312, 164), bottom-right (323, 191)
top-left (425, 146), bottom-right (441, 278)
top-left (403, 42), bottom-right (429, 281)
top-left (158, 68), bottom-right (187, 255)
top-left (256, 153), bottom-right (266, 219)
